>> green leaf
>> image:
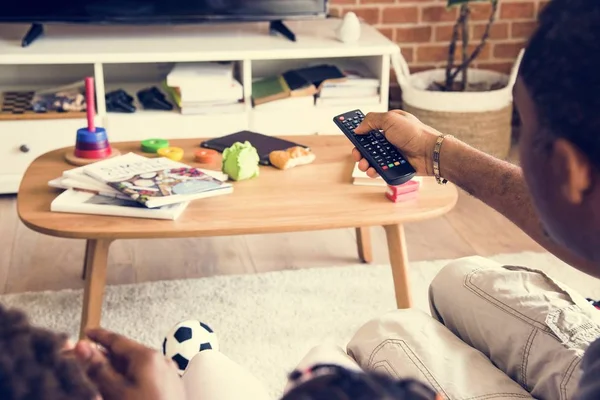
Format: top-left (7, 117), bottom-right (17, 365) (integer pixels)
top-left (447, 0), bottom-right (492, 7)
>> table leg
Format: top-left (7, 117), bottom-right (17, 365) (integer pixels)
top-left (81, 240), bottom-right (93, 280)
top-left (355, 227), bottom-right (373, 263)
top-left (80, 239), bottom-right (112, 339)
top-left (384, 224), bottom-right (412, 309)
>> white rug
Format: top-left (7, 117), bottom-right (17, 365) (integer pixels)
top-left (1, 252), bottom-right (599, 398)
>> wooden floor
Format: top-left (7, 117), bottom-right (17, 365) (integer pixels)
top-left (0, 183), bottom-right (544, 295)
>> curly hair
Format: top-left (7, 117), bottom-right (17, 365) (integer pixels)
top-left (0, 305), bottom-right (97, 400)
top-left (520, 0), bottom-right (600, 167)
top-left (282, 363), bottom-right (438, 400)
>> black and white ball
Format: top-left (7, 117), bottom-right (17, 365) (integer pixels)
top-left (162, 320), bottom-right (219, 375)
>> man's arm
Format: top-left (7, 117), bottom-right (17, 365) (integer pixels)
top-left (440, 136), bottom-right (598, 275)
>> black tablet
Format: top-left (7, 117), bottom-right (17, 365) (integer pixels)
top-left (200, 131), bottom-right (310, 165)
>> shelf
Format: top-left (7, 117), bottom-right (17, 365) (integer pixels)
top-left (0, 18), bottom-right (397, 194)
top-left (0, 19), bottom-right (399, 65)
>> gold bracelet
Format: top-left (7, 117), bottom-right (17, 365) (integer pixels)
top-left (433, 134), bottom-right (452, 185)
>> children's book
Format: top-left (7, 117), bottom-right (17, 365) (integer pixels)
top-left (83, 156), bottom-right (233, 208)
top-left (51, 152), bottom-right (228, 200)
top-left (51, 189), bottom-right (189, 220)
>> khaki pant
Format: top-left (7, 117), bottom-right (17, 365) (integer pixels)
top-left (347, 256), bottom-right (600, 400)
top-left (180, 256), bottom-right (600, 400)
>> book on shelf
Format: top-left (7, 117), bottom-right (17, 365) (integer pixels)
top-left (166, 62), bottom-right (234, 89)
top-left (315, 95), bottom-right (380, 107)
top-left (162, 80), bottom-right (244, 115)
top-left (319, 86), bottom-right (379, 99)
top-left (318, 62), bottom-right (380, 101)
top-left (179, 102), bottom-right (246, 115)
top-left (51, 189), bottom-right (189, 220)
top-left (84, 155), bottom-right (233, 209)
top-left (251, 64), bottom-right (347, 107)
top-left (253, 95), bottom-right (314, 110)
top-left (292, 64), bottom-right (347, 89)
top-left (177, 79), bottom-right (243, 104)
top-left (251, 75), bottom-right (292, 106)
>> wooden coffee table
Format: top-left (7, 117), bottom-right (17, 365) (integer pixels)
top-left (18, 136), bottom-right (458, 338)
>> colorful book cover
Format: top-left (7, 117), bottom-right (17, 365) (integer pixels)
top-left (84, 156), bottom-right (232, 208)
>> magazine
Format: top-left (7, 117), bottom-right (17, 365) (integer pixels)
top-left (84, 156), bottom-right (233, 208)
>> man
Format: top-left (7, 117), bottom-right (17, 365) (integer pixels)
top-left (9, 1), bottom-right (598, 399)
top-left (348, 0), bottom-right (600, 398)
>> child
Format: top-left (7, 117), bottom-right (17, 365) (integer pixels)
top-left (0, 305), bottom-right (98, 400)
top-left (0, 303), bottom-right (439, 400)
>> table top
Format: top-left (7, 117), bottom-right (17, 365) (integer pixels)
top-left (18, 136), bottom-right (458, 240)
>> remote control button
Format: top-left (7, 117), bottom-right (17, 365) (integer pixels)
top-left (394, 161), bottom-right (400, 166)
top-left (382, 166), bottom-right (388, 170)
top-left (388, 163), bottom-right (394, 168)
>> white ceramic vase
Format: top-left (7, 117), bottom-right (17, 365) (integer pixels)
top-left (335, 12), bottom-right (361, 43)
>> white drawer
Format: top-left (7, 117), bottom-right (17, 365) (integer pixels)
top-left (0, 119), bottom-right (87, 175)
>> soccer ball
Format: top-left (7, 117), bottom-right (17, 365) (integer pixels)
top-left (162, 320), bottom-right (219, 375)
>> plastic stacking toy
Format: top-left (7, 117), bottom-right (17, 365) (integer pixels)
top-left (157, 146), bottom-right (184, 161)
top-left (65, 77), bottom-right (120, 166)
top-left (141, 138), bottom-right (170, 153)
top-left (194, 148), bottom-right (219, 164)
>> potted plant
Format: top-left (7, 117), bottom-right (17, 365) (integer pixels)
top-left (392, 0), bottom-right (524, 159)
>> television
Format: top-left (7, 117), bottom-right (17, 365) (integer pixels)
top-left (1, 1), bottom-right (329, 46)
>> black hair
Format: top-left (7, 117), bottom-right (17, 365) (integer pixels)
top-left (282, 363), bottom-right (438, 400)
top-left (519, 0), bottom-right (600, 167)
top-left (0, 304), bottom-right (98, 400)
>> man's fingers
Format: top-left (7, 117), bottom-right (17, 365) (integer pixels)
top-left (366, 168), bottom-right (379, 178)
top-left (358, 158), bottom-right (370, 172)
top-left (354, 112), bottom-right (394, 134)
top-left (351, 148), bottom-right (362, 162)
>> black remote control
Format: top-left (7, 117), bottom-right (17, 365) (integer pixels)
top-left (333, 109), bottom-right (416, 186)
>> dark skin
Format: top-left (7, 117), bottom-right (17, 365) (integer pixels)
top-left (353, 76), bottom-right (600, 278)
top-left (73, 328), bottom-right (186, 400)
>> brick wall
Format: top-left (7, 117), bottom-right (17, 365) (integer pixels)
top-left (329, 0), bottom-right (547, 103)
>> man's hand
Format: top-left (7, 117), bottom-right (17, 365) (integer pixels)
top-left (352, 110), bottom-right (441, 177)
top-left (74, 328), bottom-right (186, 400)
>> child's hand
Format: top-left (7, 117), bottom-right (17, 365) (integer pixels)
top-left (74, 328), bottom-right (186, 400)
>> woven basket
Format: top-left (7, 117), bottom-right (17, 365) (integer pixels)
top-left (391, 48), bottom-right (524, 160)
top-left (403, 103), bottom-right (513, 159)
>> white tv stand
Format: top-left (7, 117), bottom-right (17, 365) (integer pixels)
top-left (0, 19), bottom-right (399, 193)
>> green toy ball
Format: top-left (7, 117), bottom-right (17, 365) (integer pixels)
top-left (221, 141), bottom-right (260, 181)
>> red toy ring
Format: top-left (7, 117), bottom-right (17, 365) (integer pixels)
top-left (194, 148), bottom-right (219, 163)
top-left (74, 147), bottom-right (113, 159)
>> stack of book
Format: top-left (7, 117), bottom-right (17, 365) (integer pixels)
top-left (164, 62), bottom-right (244, 115)
top-left (251, 64), bottom-right (346, 110)
top-left (316, 64), bottom-right (380, 107)
top-left (49, 153), bottom-right (232, 220)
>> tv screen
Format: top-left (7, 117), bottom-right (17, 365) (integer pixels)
top-left (0, 1), bottom-right (328, 24)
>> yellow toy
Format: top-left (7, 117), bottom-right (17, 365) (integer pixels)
top-left (157, 146), bottom-right (184, 161)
